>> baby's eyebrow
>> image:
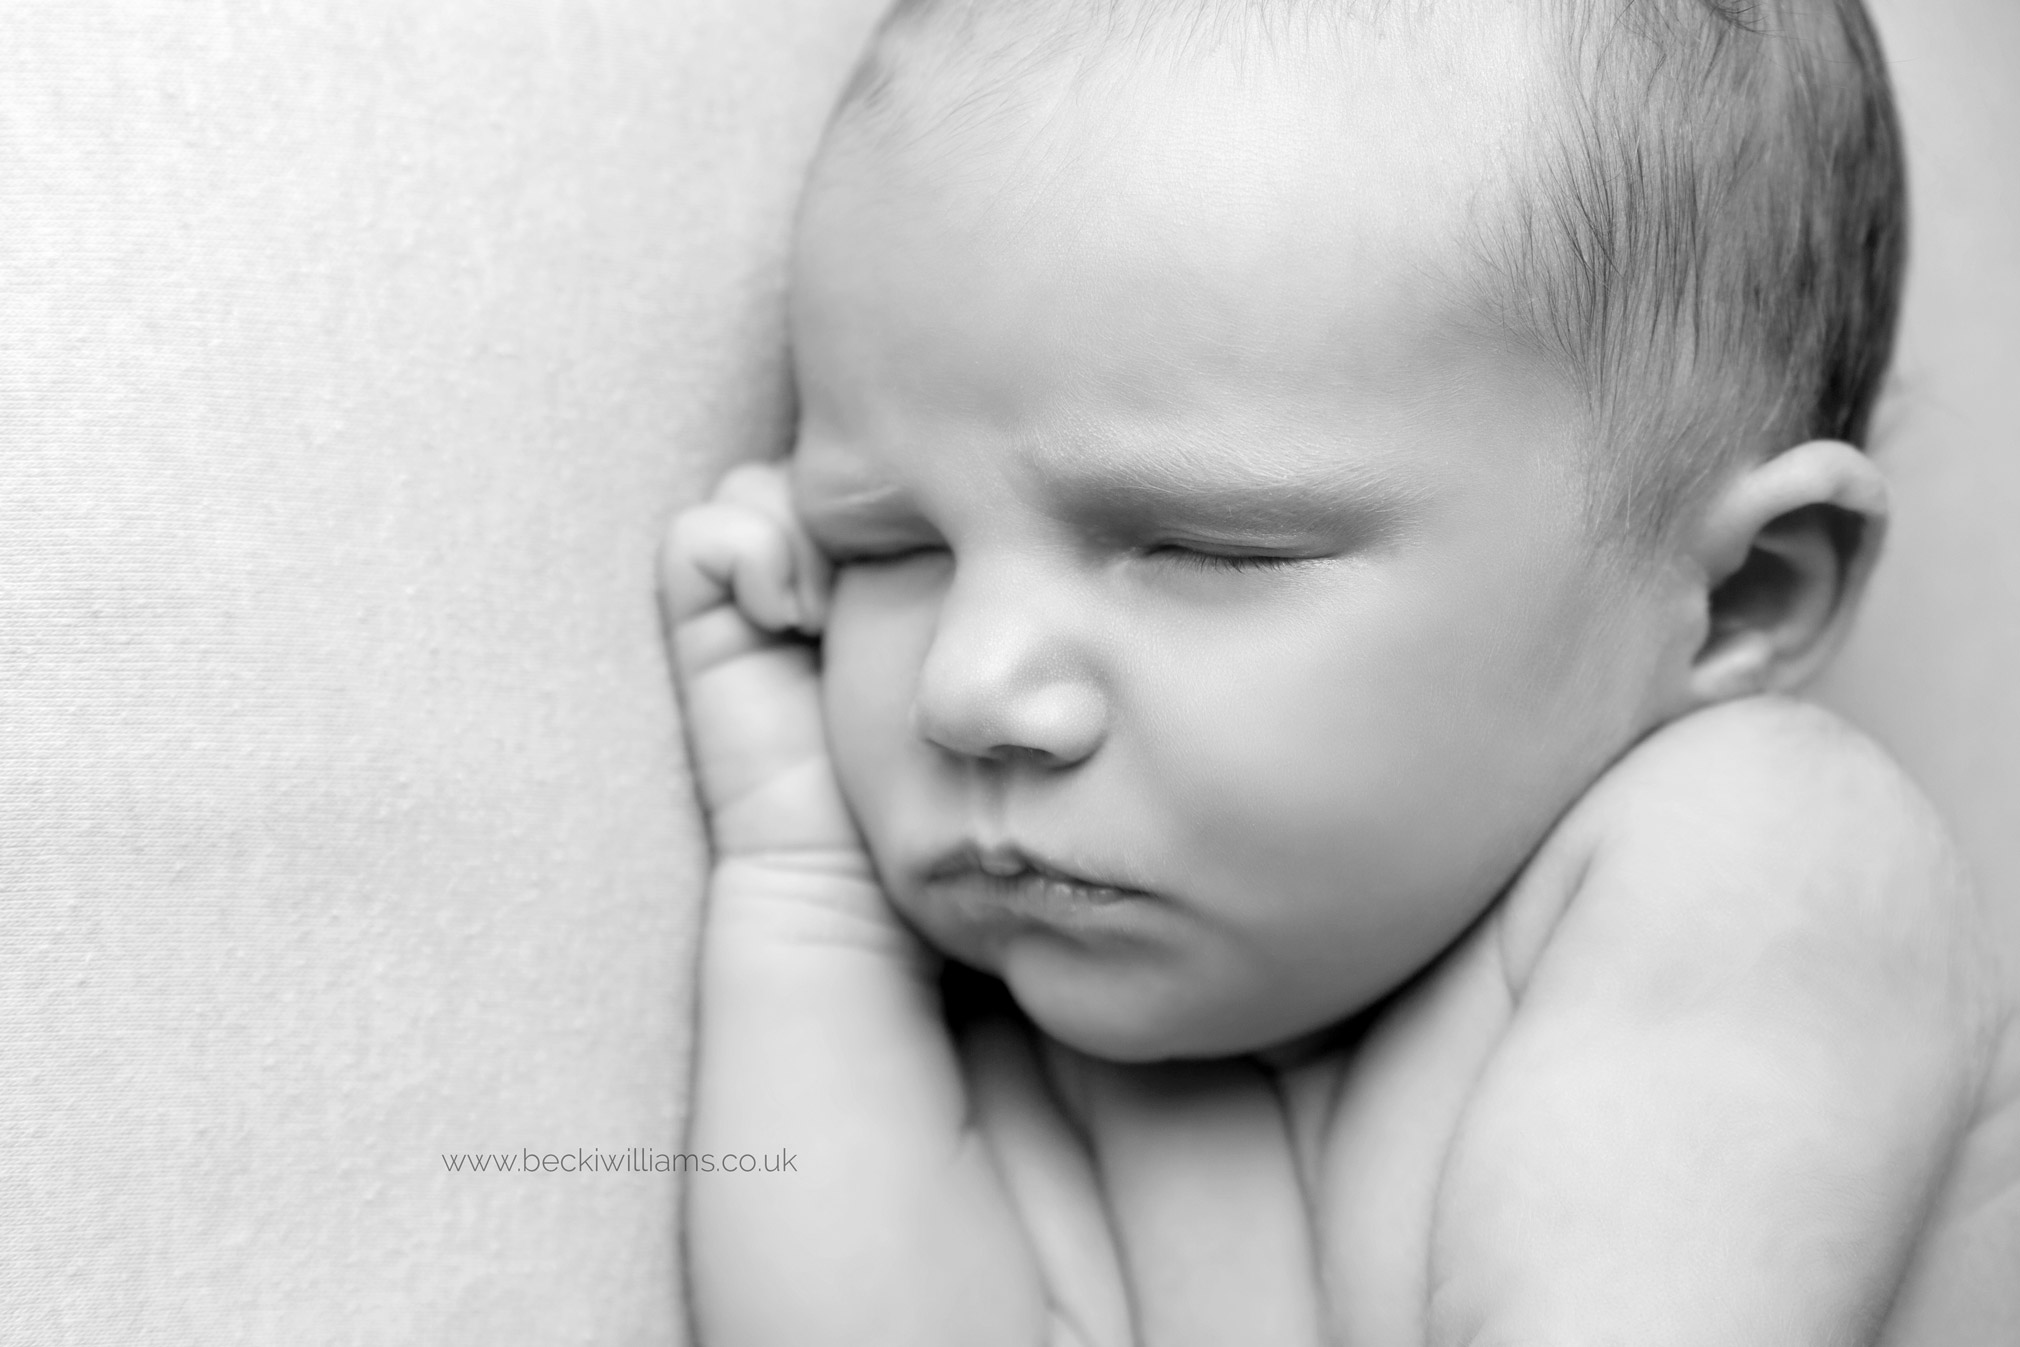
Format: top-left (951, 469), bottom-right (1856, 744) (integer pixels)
top-left (1029, 438), bottom-right (1418, 534)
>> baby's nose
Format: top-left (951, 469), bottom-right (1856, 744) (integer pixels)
top-left (909, 604), bottom-right (1106, 767)
top-left (911, 679), bottom-right (1106, 766)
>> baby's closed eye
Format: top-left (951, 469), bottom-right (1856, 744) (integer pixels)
top-left (1138, 543), bottom-right (1314, 573)
top-left (827, 543), bottom-right (946, 568)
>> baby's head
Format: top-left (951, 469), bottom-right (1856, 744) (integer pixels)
top-left (788, 0), bottom-right (1904, 1059)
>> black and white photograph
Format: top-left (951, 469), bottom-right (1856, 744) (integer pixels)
top-left (3, 2), bottom-right (2016, 1342)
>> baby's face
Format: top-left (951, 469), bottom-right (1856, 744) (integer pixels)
top-left (792, 36), bottom-right (1681, 1059)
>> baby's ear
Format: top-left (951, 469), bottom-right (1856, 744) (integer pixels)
top-left (1683, 440), bottom-right (1888, 704)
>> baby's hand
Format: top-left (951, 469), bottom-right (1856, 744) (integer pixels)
top-left (662, 460), bottom-right (863, 874)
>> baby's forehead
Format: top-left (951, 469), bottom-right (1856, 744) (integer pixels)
top-left (803, 10), bottom-right (1549, 345)
top-left (823, 0), bottom-right (1549, 196)
top-left (795, 13), bottom-right (1606, 542)
top-left (805, 0), bottom-right (1563, 401)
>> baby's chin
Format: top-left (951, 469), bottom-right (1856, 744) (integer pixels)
top-left (994, 937), bottom-right (1342, 1064)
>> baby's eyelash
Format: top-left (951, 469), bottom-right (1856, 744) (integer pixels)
top-left (1147, 546), bottom-right (1301, 573)
top-left (830, 544), bottom-right (942, 568)
top-left (828, 543), bottom-right (1305, 572)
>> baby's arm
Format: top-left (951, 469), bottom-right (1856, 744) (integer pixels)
top-left (1428, 697), bottom-right (2000, 1347)
top-left (665, 464), bottom-right (1053, 1347)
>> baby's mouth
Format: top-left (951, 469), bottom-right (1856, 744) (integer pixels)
top-left (923, 842), bottom-right (1150, 906)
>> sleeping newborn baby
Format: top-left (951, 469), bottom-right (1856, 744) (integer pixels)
top-left (667, 0), bottom-right (2020, 1342)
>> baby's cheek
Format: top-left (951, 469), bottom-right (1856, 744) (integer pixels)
top-left (818, 573), bottom-right (932, 845)
top-left (1135, 633), bottom-right (1539, 1011)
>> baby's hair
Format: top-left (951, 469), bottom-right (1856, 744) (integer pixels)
top-left (821, 0), bottom-right (1905, 544)
top-left (1496, 0), bottom-right (1904, 542)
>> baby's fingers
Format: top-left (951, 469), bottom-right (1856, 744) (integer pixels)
top-left (712, 461), bottom-right (833, 634)
top-left (663, 498), bottom-right (804, 649)
top-left (659, 482), bottom-right (862, 862)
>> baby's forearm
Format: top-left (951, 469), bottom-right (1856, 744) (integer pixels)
top-left (684, 857), bottom-right (1052, 1347)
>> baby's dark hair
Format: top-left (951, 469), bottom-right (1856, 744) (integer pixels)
top-left (1495, 0), bottom-right (1905, 540)
top-left (825, 0), bottom-right (1906, 543)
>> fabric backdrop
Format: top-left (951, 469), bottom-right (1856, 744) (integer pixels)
top-left (0, 1), bottom-right (2011, 1343)
top-left (0, 3), bottom-right (883, 1341)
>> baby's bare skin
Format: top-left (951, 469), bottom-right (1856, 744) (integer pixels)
top-left (669, 9), bottom-right (2019, 1340)
top-left (666, 474), bottom-right (2016, 1345)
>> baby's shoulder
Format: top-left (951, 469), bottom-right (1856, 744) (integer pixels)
top-left (1574, 693), bottom-right (1960, 886)
top-left (1497, 695), bottom-right (1989, 1003)
top-left (1607, 691), bottom-right (1909, 798)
